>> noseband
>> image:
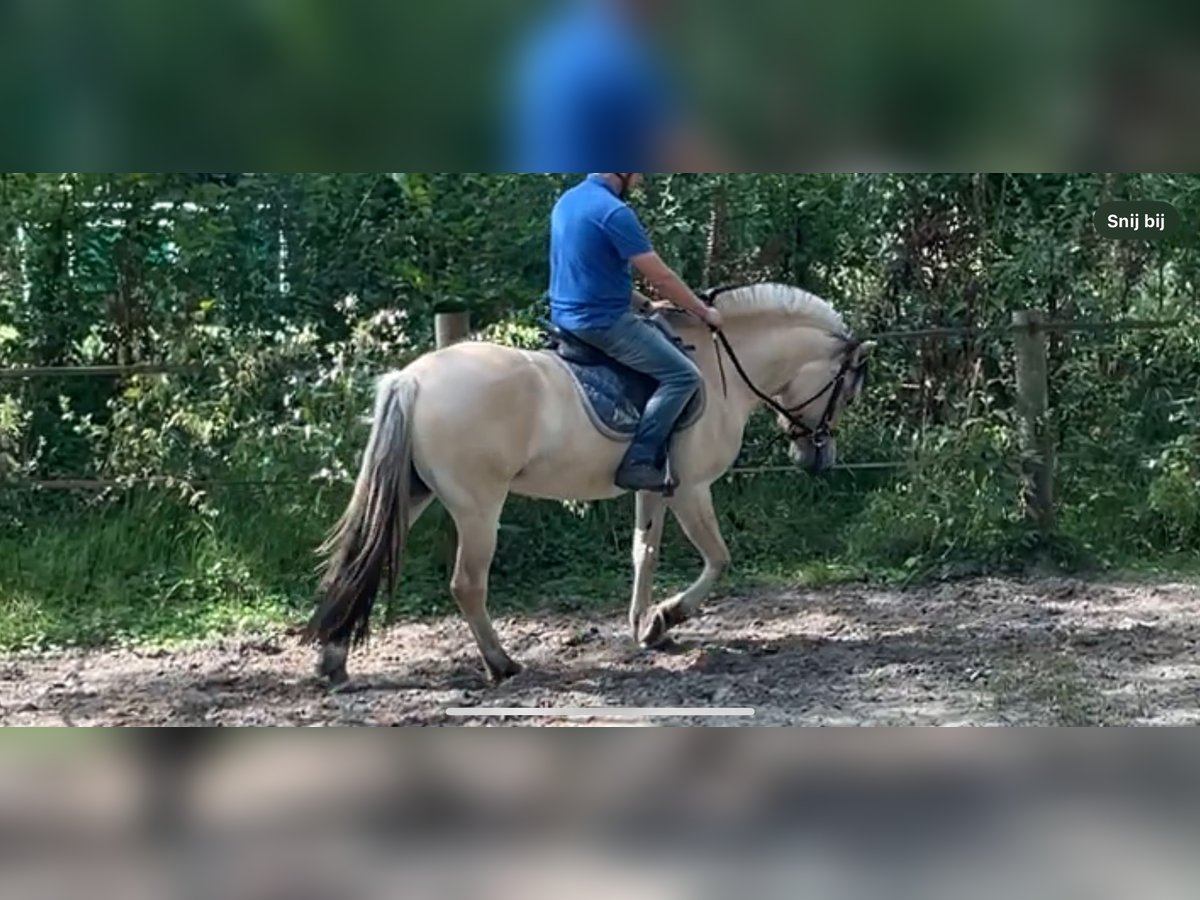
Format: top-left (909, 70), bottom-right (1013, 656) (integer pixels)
top-left (780, 348), bottom-right (860, 447)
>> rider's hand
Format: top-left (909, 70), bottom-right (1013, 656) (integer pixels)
top-left (702, 307), bottom-right (724, 330)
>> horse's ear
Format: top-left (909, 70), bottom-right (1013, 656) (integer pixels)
top-left (851, 340), bottom-right (877, 367)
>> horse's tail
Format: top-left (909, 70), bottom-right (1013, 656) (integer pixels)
top-left (303, 370), bottom-right (418, 648)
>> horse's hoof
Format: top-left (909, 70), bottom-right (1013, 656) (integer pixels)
top-left (638, 605), bottom-right (686, 648)
top-left (319, 664), bottom-right (350, 689)
top-left (316, 642), bottom-right (349, 687)
top-left (486, 656), bottom-right (523, 684)
top-left (315, 660), bottom-right (349, 685)
top-left (647, 635), bottom-right (686, 653)
top-left (638, 611), bottom-right (668, 648)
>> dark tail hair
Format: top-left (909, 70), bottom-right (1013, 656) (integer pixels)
top-left (303, 371), bottom-right (417, 647)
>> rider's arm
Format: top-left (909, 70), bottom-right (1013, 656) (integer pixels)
top-left (630, 250), bottom-right (716, 322)
top-left (604, 206), bottom-right (721, 326)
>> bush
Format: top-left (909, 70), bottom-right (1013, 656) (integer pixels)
top-left (845, 418), bottom-right (1023, 571)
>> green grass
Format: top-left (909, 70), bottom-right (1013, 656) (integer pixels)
top-left (1, 463), bottom-right (1197, 652)
top-left (0, 493), bottom-right (303, 651)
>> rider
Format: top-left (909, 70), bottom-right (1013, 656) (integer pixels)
top-left (548, 172), bottom-right (723, 492)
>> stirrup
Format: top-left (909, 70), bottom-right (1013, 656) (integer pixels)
top-left (615, 464), bottom-right (671, 494)
top-left (615, 459), bottom-right (678, 496)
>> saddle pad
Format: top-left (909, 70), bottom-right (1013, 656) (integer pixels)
top-left (546, 351), bottom-right (705, 442)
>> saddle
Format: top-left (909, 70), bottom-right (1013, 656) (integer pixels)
top-left (539, 314), bottom-right (704, 441)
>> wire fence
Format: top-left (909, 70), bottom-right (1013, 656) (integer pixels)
top-left (0, 313), bottom-right (1184, 497)
top-left (0, 462), bottom-right (914, 493)
top-left (866, 318), bottom-right (1180, 342)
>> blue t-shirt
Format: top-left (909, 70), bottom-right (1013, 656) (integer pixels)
top-left (509, 1), bottom-right (678, 172)
top-left (549, 174), bottom-right (653, 331)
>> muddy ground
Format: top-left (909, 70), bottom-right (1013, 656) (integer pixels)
top-left (2, 576), bottom-right (1198, 726)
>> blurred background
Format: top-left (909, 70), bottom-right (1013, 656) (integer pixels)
top-left (2, 730), bottom-right (1199, 900)
top-left (1, 0), bottom-right (1198, 170)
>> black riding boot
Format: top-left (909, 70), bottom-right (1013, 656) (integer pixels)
top-left (615, 446), bottom-right (672, 493)
top-left (614, 458), bottom-right (672, 494)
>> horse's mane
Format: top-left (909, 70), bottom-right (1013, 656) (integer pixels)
top-left (710, 283), bottom-right (847, 335)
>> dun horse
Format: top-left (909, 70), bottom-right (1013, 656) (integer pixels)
top-left (303, 283), bottom-right (874, 686)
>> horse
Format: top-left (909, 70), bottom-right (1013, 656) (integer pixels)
top-left (302, 282), bottom-right (875, 687)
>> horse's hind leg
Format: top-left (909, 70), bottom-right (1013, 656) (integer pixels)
top-left (639, 485), bottom-right (729, 647)
top-left (447, 497), bottom-right (521, 683)
top-left (317, 490), bottom-right (433, 688)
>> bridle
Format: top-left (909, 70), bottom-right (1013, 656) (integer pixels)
top-left (712, 327), bottom-right (862, 449)
top-left (701, 285), bottom-right (866, 450)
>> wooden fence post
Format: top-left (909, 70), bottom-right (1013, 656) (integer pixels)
top-left (434, 307), bottom-right (471, 350)
top-left (1012, 309), bottom-right (1055, 536)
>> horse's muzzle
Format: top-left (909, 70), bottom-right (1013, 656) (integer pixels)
top-left (792, 436), bottom-right (836, 474)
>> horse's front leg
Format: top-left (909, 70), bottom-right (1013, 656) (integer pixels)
top-left (638, 484), bottom-right (730, 648)
top-left (628, 490), bottom-right (666, 640)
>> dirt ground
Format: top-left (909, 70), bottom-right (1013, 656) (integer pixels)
top-left (2, 576), bottom-right (1198, 726)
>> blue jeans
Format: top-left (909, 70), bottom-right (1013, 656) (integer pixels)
top-left (574, 311), bottom-right (702, 467)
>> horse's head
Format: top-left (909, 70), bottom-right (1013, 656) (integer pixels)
top-left (773, 336), bottom-right (875, 474)
top-left (700, 282), bottom-right (876, 475)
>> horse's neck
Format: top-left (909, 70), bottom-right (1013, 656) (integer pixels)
top-left (710, 319), bottom-right (814, 413)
